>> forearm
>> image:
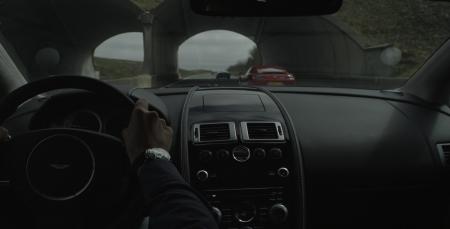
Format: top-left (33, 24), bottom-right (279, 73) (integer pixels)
top-left (138, 160), bottom-right (218, 229)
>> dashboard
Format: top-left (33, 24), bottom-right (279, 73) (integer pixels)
top-left (3, 86), bottom-right (450, 229)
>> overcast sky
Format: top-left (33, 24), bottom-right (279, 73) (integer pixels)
top-left (94, 30), bottom-right (255, 72)
top-left (94, 32), bottom-right (144, 62)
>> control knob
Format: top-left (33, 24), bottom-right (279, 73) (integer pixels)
top-left (269, 148), bottom-right (283, 159)
top-left (196, 170), bottom-right (209, 182)
top-left (211, 206), bottom-right (222, 222)
top-left (234, 202), bottom-right (256, 223)
top-left (232, 146), bottom-right (251, 163)
top-left (269, 203), bottom-right (288, 223)
top-left (277, 167), bottom-right (290, 178)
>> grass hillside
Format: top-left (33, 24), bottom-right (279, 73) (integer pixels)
top-left (94, 57), bottom-right (142, 80)
top-left (178, 69), bottom-right (213, 77)
top-left (94, 57), bottom-right (211, 80)
top-left (336, 0), bottom-right (450, 77)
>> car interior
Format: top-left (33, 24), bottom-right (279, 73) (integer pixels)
top-left (0, 0), bottom-right (450, 228)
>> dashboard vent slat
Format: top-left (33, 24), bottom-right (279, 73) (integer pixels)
top-left (437, 143), bottom-right (450, 167)
top-left (241, 121), bottom-right (285, 141)
top-left (247, 123), bottom-right (278, 139)
top-left (193, 122), bottom-right (237, 143)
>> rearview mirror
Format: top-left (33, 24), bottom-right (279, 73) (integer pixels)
top-left (190, 0), bottom-right (343, 17)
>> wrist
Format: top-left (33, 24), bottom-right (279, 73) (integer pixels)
top-left (129, 150), bottom-right (144, 165)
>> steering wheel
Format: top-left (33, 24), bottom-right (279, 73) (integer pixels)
top-left (0, 76), bottom-right (144, 229)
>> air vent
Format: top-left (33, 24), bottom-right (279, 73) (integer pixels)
top-left (193, 122), bottom-right (237, 143)
top-left (437, 143), bottom-right (450, 166)
top-left (241, 121), bottom-right (285, 141)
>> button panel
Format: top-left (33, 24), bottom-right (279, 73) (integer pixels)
top-left (204, 187), bottom-right (292, 229)
top-left (190, 144), bottom-right (290, 189)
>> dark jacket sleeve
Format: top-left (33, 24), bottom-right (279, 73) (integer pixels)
top-left (138, 159), bottom-right (219, 229)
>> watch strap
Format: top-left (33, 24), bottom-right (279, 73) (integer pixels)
top-left (131, 148), bottom-right (171, 173)
top-left (144, 148), bottom-right (171, 161)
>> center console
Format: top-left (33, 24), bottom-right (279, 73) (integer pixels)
top-left (181, 88), bottom-right (304, 229)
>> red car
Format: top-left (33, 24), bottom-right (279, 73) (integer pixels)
top-left (242, 65), bottom-right (296, 86)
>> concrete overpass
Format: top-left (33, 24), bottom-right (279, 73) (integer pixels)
top-left (0, 0), bottom-right (393, 87)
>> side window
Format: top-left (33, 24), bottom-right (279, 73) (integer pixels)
top-left (93, 32), bottom-right (149, 87)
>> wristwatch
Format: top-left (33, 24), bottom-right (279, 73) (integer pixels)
top-left (132, 148), bottom-right (171, 172)
top-left (144, 148), bottom-right (171, 161)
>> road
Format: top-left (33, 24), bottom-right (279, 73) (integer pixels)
top-left (183, 73), bottom-right (239, 80)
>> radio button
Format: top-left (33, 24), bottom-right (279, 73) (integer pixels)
top-left (269, 148), bottom-right (283, 159)
top-left (199, 150), bottom-right (213, 162)
top-left (216, 149), bottom-right (230, 160)
top-left (253, 148), bottom-right (266, 160)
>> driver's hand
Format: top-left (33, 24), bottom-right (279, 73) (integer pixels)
top-left (0, 127), bottom-right (10, 143)
top-left (122, 99), bottom-right (173, 164)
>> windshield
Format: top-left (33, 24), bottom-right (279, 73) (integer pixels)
top-left (91, 0), bottom-right (450, 89)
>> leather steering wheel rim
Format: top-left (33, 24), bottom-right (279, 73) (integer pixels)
top-left (0, 75), bottom-right (135, 124)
